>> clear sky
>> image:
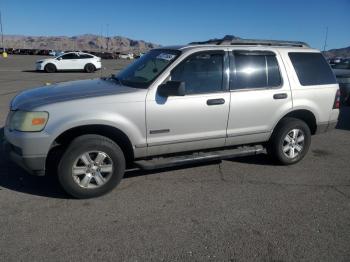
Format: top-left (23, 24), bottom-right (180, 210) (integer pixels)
top-left (1, 0), bottom-right (349, 50)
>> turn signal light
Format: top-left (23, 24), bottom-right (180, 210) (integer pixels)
top-left (32, 118), bottom-right (46, 126)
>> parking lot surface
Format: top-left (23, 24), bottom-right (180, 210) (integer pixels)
top-left (0, 56), bottom-right (349, 261)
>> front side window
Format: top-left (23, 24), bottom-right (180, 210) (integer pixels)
top-left (116, 49), bottom-right (180, 88)
top-left (170, 51), bottom-right (224, 94)
top-left (230, 51), bottom-right (282, 90)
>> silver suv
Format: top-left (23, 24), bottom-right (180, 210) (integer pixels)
top-left (4, 39), bottom-right (340, 198)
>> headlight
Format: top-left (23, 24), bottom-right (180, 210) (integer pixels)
top-left (9, 111), bottom-right (49, 132)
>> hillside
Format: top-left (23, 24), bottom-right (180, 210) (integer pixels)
top-left (3, 34), bottom-right (349, 57)
top-left (3, 34), bottom-right (160, 53)
top-left (323, 46), bottom-right (350, 58)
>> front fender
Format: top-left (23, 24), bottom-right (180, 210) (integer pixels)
top-left (46, 111), bottom-right (146, 149)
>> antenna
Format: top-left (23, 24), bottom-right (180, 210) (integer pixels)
top-left (323, 26), bottom-right (328, 51)
top-left (100, 25), bottom-right (104, 78)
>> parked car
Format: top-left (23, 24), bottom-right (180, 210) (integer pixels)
top-left (119, 53), bottom-right (134, 59)
top-left (134, 53), bottom-right (144, 59)
top-left (5, 39), bottom-right (339, 198)
top-left (35, 52), bottom-right (102, 73)
top-left (328, 57), bottom-right (343, 65)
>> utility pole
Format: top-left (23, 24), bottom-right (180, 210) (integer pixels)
top-left (323, 26), bottom-right (328, 51)
top-left (100, 24), bottom-right (103, 52)
top-left (0, 9), bottom-right (5, 52)
top-left (106, 23), bottom-right (109, 51)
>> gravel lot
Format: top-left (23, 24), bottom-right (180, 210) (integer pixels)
top-left (0, 55), bottom-right (349, 262)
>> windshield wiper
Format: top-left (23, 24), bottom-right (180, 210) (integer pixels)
top-left (111, 75), bottom-right (123, 86)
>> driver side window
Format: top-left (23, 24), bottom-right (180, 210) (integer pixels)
top-left (171, 51), bottom-right (224, 94)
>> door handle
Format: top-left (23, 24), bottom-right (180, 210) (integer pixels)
top-left (207, 98), bottom-right (225, 105)
top-left (273, 93), bottom-right (288, 99)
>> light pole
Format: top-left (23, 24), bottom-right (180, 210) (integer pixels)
top-left (0, 9), bottom-right (5, 53)
top-left (106, 23), bottom-right (109, 51)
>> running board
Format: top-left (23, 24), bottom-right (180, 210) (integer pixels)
top-left (134, 145), bottom-right (264, 170)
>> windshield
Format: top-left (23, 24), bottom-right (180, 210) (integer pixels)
top-left (115, 49), bottom-right (181, 88)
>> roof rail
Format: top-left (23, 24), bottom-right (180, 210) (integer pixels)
top-left (190, 38), bottom-right (310, 48)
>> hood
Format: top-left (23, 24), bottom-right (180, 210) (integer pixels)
top-left (11, 78), bottom-right (140, 110)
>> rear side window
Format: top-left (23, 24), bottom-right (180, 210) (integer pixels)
top-left (230, 51), bottom-right (282, 90)
top-left (289, 52), bottom-right (336, 86)
top-left (79, 54), bottom-right (93, 59)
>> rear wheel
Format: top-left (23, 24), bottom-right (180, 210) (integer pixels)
top-left (84, 63), bottom-right (96, 73)
top-left (58, 135), bottom-right (125, 198)
top-left (44, 63), bottom-right (56, 73)
top-left (267, 117), bottom-right (311, 165)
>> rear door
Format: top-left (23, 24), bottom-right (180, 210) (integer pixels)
top-left (58, 53), bottom-right (80, 70)
top-left (77, 54), bottom-right (94, 69)
top-left (226, 49), bottom-right (292, 146)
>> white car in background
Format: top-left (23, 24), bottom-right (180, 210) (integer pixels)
top-left (119, 53), bottom-right (134, 60)
top-left (36, 52), bottom-right (102, 73)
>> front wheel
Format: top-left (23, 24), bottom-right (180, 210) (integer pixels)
top-left (267, 117), bottom-right (311, 165)
top-left (58, 135), bottom-right (125, 198)
top-left (44, 63), bottom-right (56, 73)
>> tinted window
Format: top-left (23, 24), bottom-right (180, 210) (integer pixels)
top-left (171, 52), bottom-right (224, 94)
top-left (79, 54), bottom-right (93, 59)
top-left (289, 52), bottom-right (336, 86)
top-left (61, 53), bottom-right (78, 60)
top-left (230, 51), bottom-right (281, 89)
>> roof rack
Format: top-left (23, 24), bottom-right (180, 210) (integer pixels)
top-left (190, 38), bottom-right (310, 48)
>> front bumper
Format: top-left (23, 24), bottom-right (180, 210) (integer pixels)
top-left (36, 63), bottom-right (45, 71)
top-left (4, 127), bottom-right (51, 176)
top-left (3, 140), bottom-right (46, 176)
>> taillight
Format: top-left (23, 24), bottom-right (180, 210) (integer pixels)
top-left (333, 89), bottom-right (340, 109)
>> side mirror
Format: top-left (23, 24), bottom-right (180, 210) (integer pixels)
top-left (158, 81), bottom-right (186, 97)
top-left (57, 57), bottom-right (62, 61)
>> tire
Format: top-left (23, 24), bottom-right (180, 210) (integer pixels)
top-left (267, 117), bottom-right (311, 165)
top-left (58, 135), bottom-right (125, 198)
top-left (44, 63), bottom-right (56, 73)
top-left (84, 63), bottom-right (96, 73)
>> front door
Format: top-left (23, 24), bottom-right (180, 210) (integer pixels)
top-left (146, 51), bottom-right (230, 156)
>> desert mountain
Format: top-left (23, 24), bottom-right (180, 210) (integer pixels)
top-left (3, 34), bottom-right (160, 53)
top-left (323, 46), bottom-right (350, 58)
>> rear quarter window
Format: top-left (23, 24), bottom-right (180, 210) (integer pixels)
top-left (288, 52), bottom-right (336, 86)
top-left (79, 54), bottom-right (94, 59)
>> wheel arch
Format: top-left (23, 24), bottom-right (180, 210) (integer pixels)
top-left (50, 124), bottom-right (134, 163)
top-left (45, 62), bottom-right (57, 71)
top-left (272, 109), bottom-right (318, 136)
